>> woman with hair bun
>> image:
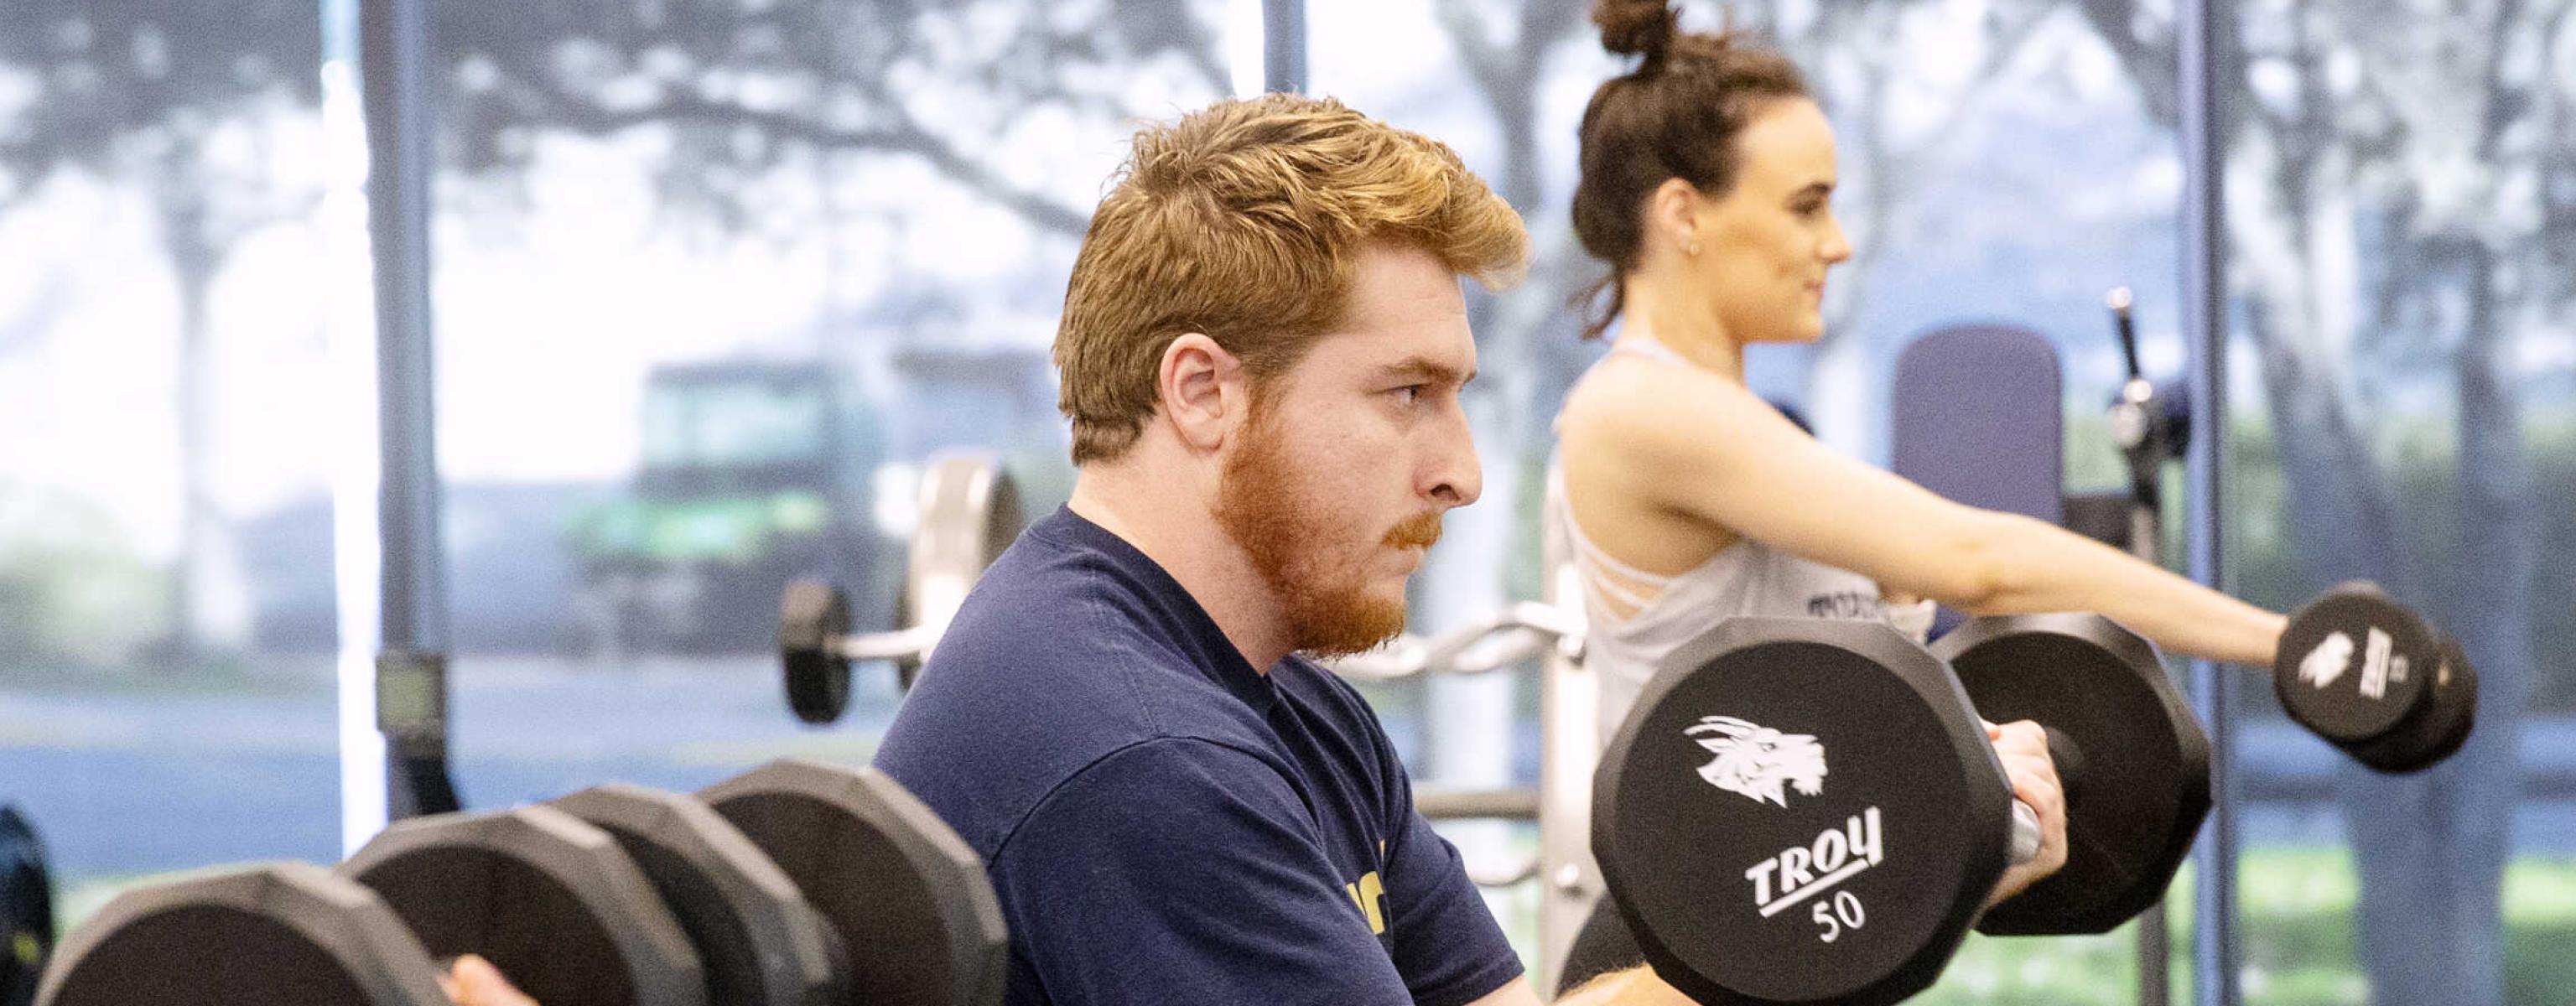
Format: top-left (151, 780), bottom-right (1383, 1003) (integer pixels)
top-left (1550, 0), bottom-right (2290, 992)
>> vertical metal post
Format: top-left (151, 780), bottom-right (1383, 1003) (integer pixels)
top-left (2132, 515), bottom-right (2173, 1006)
top-left (1535, 469), bottom-right (1599, 993)
top-left (2178, 0), bottom-right (2239, 1000)
top-left (358, 0), bottom-right (458, 820)
top-left (2111, 288), bottom-right (2174, 1006)
top-left (1262, 0), bottom-right (1306, 93)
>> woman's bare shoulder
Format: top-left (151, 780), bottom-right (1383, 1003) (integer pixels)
top-left (1560, 357), bottom-right (1776, 454)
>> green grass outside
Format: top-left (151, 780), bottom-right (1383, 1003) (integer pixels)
top-left (1913, 849), bottom-right (2576, 1005)
top-left (1476, 846), bottom-right (2576, 1003)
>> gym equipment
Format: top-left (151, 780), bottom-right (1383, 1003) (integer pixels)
top-left (1933, 614), bottom-right (2210, 936)
top-left (780, 579), bottom-right (855, 723)
top-left (1888, 324), bottom-right (2066, 538)
top-left (2103, 288), bottom-right (2192, 523)
top-left (2, 806), bottom-right (50, 1006)
top-left (2097, 285), bottom-right (2194, 1006)
top-left (1319, 598), bottom-right (1589, 879)
top-left (785, 449), bottom-right (1025, 723)
top-left (339, 805), bottom-right (706, 1006)
top-left (1592, 615), bottom-right (2209, 1005)
top-left (703, 759), bottom-right (1007, 1006)
top-left (34, 863), bottom-right (447, 1006)
top-left (551, 785), bottom-right (846, 1006)
top-left (2275, 583), bottom-right (2478, 773)
top-left (1593, 618), bottom-right (2005, 1005)
top-left (40, 762), bottom-right (1006, 1006)
top-left (1888, 321), bottom-right (2475, 776)
top-left (2092, 293), bottom-right (2475, 773)
top-left (1324, 600), bottom-right (1583, 680)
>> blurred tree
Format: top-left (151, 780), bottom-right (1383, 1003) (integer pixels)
top-left (2081, 0), bottom-right (2560, 1000)
top-left (0, 0), bottom-right (324, 661)
top-left (0, 0), bottom-right (1228, 656)
top-left (434, 0), bottom-right (1224, 237)
top-left (0, 482), bottom-right (174, 666)
top-left (1753, 0), bottom-right (2062, 448)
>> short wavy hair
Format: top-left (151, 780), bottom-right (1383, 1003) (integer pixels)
top-left (1055, 93), bottom-right (1529, 464)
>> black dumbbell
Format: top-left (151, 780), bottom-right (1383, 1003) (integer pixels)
top-left (702, 759), bottom-right (1008, 1006)
top-left (2274, 582), bottom-right (2477, 773)
top-left (550, 785), bottom-right (846, 1006)
top-left (339, 806), bottom-right (707, 1006)
top-left (1933, 614), bottom-right (2209, 936)
top-left (340, 793), bottom-right (860, 1006)
top-left (35, 863), bottom-right (449, 1006)
top-left (39, 764), bottom-right (1010, 1006)
top-left (1592, 614), bottom-right (2209, 1005)
top-left (38, 807), bottom-right (710, 1006)
top-left (784, 449), bottom-right (1024, 723)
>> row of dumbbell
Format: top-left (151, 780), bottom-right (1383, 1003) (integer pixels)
top-left (37, 760), bottom-right (1006, 1006)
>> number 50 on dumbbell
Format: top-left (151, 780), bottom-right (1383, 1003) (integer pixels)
top-left (1593, 614), bottom-right (2210, 1006)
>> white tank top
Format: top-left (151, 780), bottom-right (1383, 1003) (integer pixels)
top-left (1555, 335), bottom-right (1935, 742)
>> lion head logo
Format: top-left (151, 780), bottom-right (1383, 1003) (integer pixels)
top-left (1686, 716), bottom-right (1827, 807)
top-left (2298, 631), bottom-right (2355, 690)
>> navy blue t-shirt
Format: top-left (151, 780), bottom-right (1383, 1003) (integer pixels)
top-left (875, 507), bottom-right (1523, 1006)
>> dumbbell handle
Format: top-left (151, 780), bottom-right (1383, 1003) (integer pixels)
top-left (828, 624), bottom-right (939, 662)
top-left (2007, 801), bottom-right (2043, 863)
top-left (2003, 725), bottom-right (2086, 865)
top-left (1327, 601), bottom-right (1584, 680)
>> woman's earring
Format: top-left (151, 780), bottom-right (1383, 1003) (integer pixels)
top-left (1685, 240), bottom-right (1702, 257)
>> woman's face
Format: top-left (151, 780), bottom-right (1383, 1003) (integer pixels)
top-left (1689, 97), bottom-right (1852, 345)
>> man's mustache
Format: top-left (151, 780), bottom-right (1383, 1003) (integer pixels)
top-left (1383, 512), bottom-right (1444, 551)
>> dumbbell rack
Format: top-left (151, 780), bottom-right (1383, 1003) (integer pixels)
top-left (34, 760), bottom-right (1006, 1006)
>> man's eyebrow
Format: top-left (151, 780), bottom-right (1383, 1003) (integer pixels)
top-left (1374, 356), bottom-right (1475, 386)
top-left (1793, 180), bottom-right (1834, 200)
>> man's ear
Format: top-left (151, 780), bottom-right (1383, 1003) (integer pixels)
top-left (1156, 333), bottom-right (1249, 452)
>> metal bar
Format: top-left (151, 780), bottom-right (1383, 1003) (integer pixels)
top-left (1535, 474), bottom-right (1599, 995)
top-left (359, 0), bottom-right (456, 820)
top-left (2133, 512), bottom-right (2172, 1006)
top-left (1325, 602), bottom-right (1581, 680)
top-left (1261, 0), bottom-right (1306, 94)
top-left (1464, 856), bottom-right (1541, 889)
top-left (1414, 787), bottom-right (1540, 821)
top-left (2178, 0), bottom-right (2239, 999)
top-left (834, 625), bottom-right (937, 662)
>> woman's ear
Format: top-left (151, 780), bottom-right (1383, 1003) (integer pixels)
top-left (1648, 177), bottom-right (1704, 258)
top-left (1156, 332), bottom-right (1249, 452)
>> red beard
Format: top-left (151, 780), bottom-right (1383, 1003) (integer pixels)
top-left (1212, 396), bottom-right (1443, 658)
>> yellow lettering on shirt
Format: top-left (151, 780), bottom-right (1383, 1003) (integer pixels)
top-left (1344, 871), bottom-right (1388, 935)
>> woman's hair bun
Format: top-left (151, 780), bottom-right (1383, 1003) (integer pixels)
top-left (1593, 0), bottom-right (1678, 64)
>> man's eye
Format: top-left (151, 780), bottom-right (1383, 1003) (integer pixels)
top-left (1394, 385), bottom-right (1425, 404)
